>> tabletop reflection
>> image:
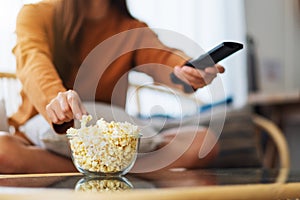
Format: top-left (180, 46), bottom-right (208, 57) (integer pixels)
top-left (75, 176), bottom-right (133, 192)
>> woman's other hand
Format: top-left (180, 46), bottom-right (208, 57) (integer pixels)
top-left (173, 64), bottom-right (225, 90)
top-left (46, 90), bottom-right (87, 125)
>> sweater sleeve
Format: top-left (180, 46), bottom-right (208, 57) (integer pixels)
top-left (13, 4), bottom-right (66, 123)
top-left (133, 23), bottom-right (191, 85)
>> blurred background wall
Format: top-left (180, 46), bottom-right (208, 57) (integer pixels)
top-left (245, 0), bottom-right (300, 93)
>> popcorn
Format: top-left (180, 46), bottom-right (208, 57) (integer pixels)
top-left (67, 115), bottom-right (140, 176)
top-left (75, 178), bottom-right (133, 192)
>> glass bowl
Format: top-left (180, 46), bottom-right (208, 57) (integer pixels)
top-left (75, 176), bottom-right (133, 192)
top-left (67, 133), bottom-right (140, 177)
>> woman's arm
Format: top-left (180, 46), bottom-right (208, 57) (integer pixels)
top-left (14, 4), bottom-right (67, 123)
top-left (14, 4), bottom-right (87, 132)
top-left (15, 4), bottom-right (88, 131)
top-left (133, 26), bottom-right (224, 92)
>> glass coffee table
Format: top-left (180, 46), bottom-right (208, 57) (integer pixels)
top-left (0, 168), bottom-right (299, 200)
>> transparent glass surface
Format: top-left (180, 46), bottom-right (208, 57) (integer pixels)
top-left (0, 168), bottom-right (298, 191)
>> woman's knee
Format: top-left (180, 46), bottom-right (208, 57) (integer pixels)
top-left (195, 128), bottom-right (219, 156)
top-left (0, 134), bottom-right (16, 153)
top-left (0, 134), bottom-right (15, 158)
top-left (161, 127), bottom-right (220, 168)
top-left (0, 134), bottom-right (24, 173)
top-left (182, 128), bottom-right (219, 167)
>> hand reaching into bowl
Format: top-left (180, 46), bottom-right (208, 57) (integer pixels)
top-left (46, 90), bottom-right (87, 125)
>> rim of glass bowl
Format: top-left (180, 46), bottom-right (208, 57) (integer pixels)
top-left (66, 132), bottom-right (142, 139)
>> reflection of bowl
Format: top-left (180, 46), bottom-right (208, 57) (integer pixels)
top-left (67, 116), bottom-right (140, 177)
top-left (75, 177), bottom-right (133, 192)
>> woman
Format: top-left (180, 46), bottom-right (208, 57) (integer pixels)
top-left (1, 0), bottom-right (223, 173)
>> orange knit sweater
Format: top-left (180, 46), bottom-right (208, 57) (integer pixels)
top-left (9, 0), bottom-right (190, 128)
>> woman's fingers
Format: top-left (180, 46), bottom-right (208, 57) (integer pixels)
top-left (46, 98), bottom-right (67, 124)
top-left (216, 64), bottom-right (225, 73)
top-left (46, 90), bottom-right (87, 124)
top-left (174, 64), bottom-right (224, 90)
top-left (46, 103), bottom-right (60, 124)
top-left (182, 67), bottom-right (207, 86)
top-left (173, 66), bottom-right (189, 83)
top-left (66, 90), bottom-right (87, 120)
top-left (58, 92), bottom-right (73, 119)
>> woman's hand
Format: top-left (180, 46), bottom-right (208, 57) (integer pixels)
top-left (46, 90), bottom-right (87, 125)
top-left (173, 64), bottom-right (225, 90)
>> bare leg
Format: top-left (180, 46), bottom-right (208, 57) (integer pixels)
top-left (0, 132), bottom-right (76, 174)
top-left (160, 127), bottom-right (219, 169)
top-left (132, 127), bottom-right (219, 173)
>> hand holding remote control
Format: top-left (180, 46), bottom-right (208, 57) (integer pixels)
top-left (171, 41), bottom-right (243, 93)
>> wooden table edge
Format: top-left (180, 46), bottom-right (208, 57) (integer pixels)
top-left (0, 182), bottom-right (299, 200)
